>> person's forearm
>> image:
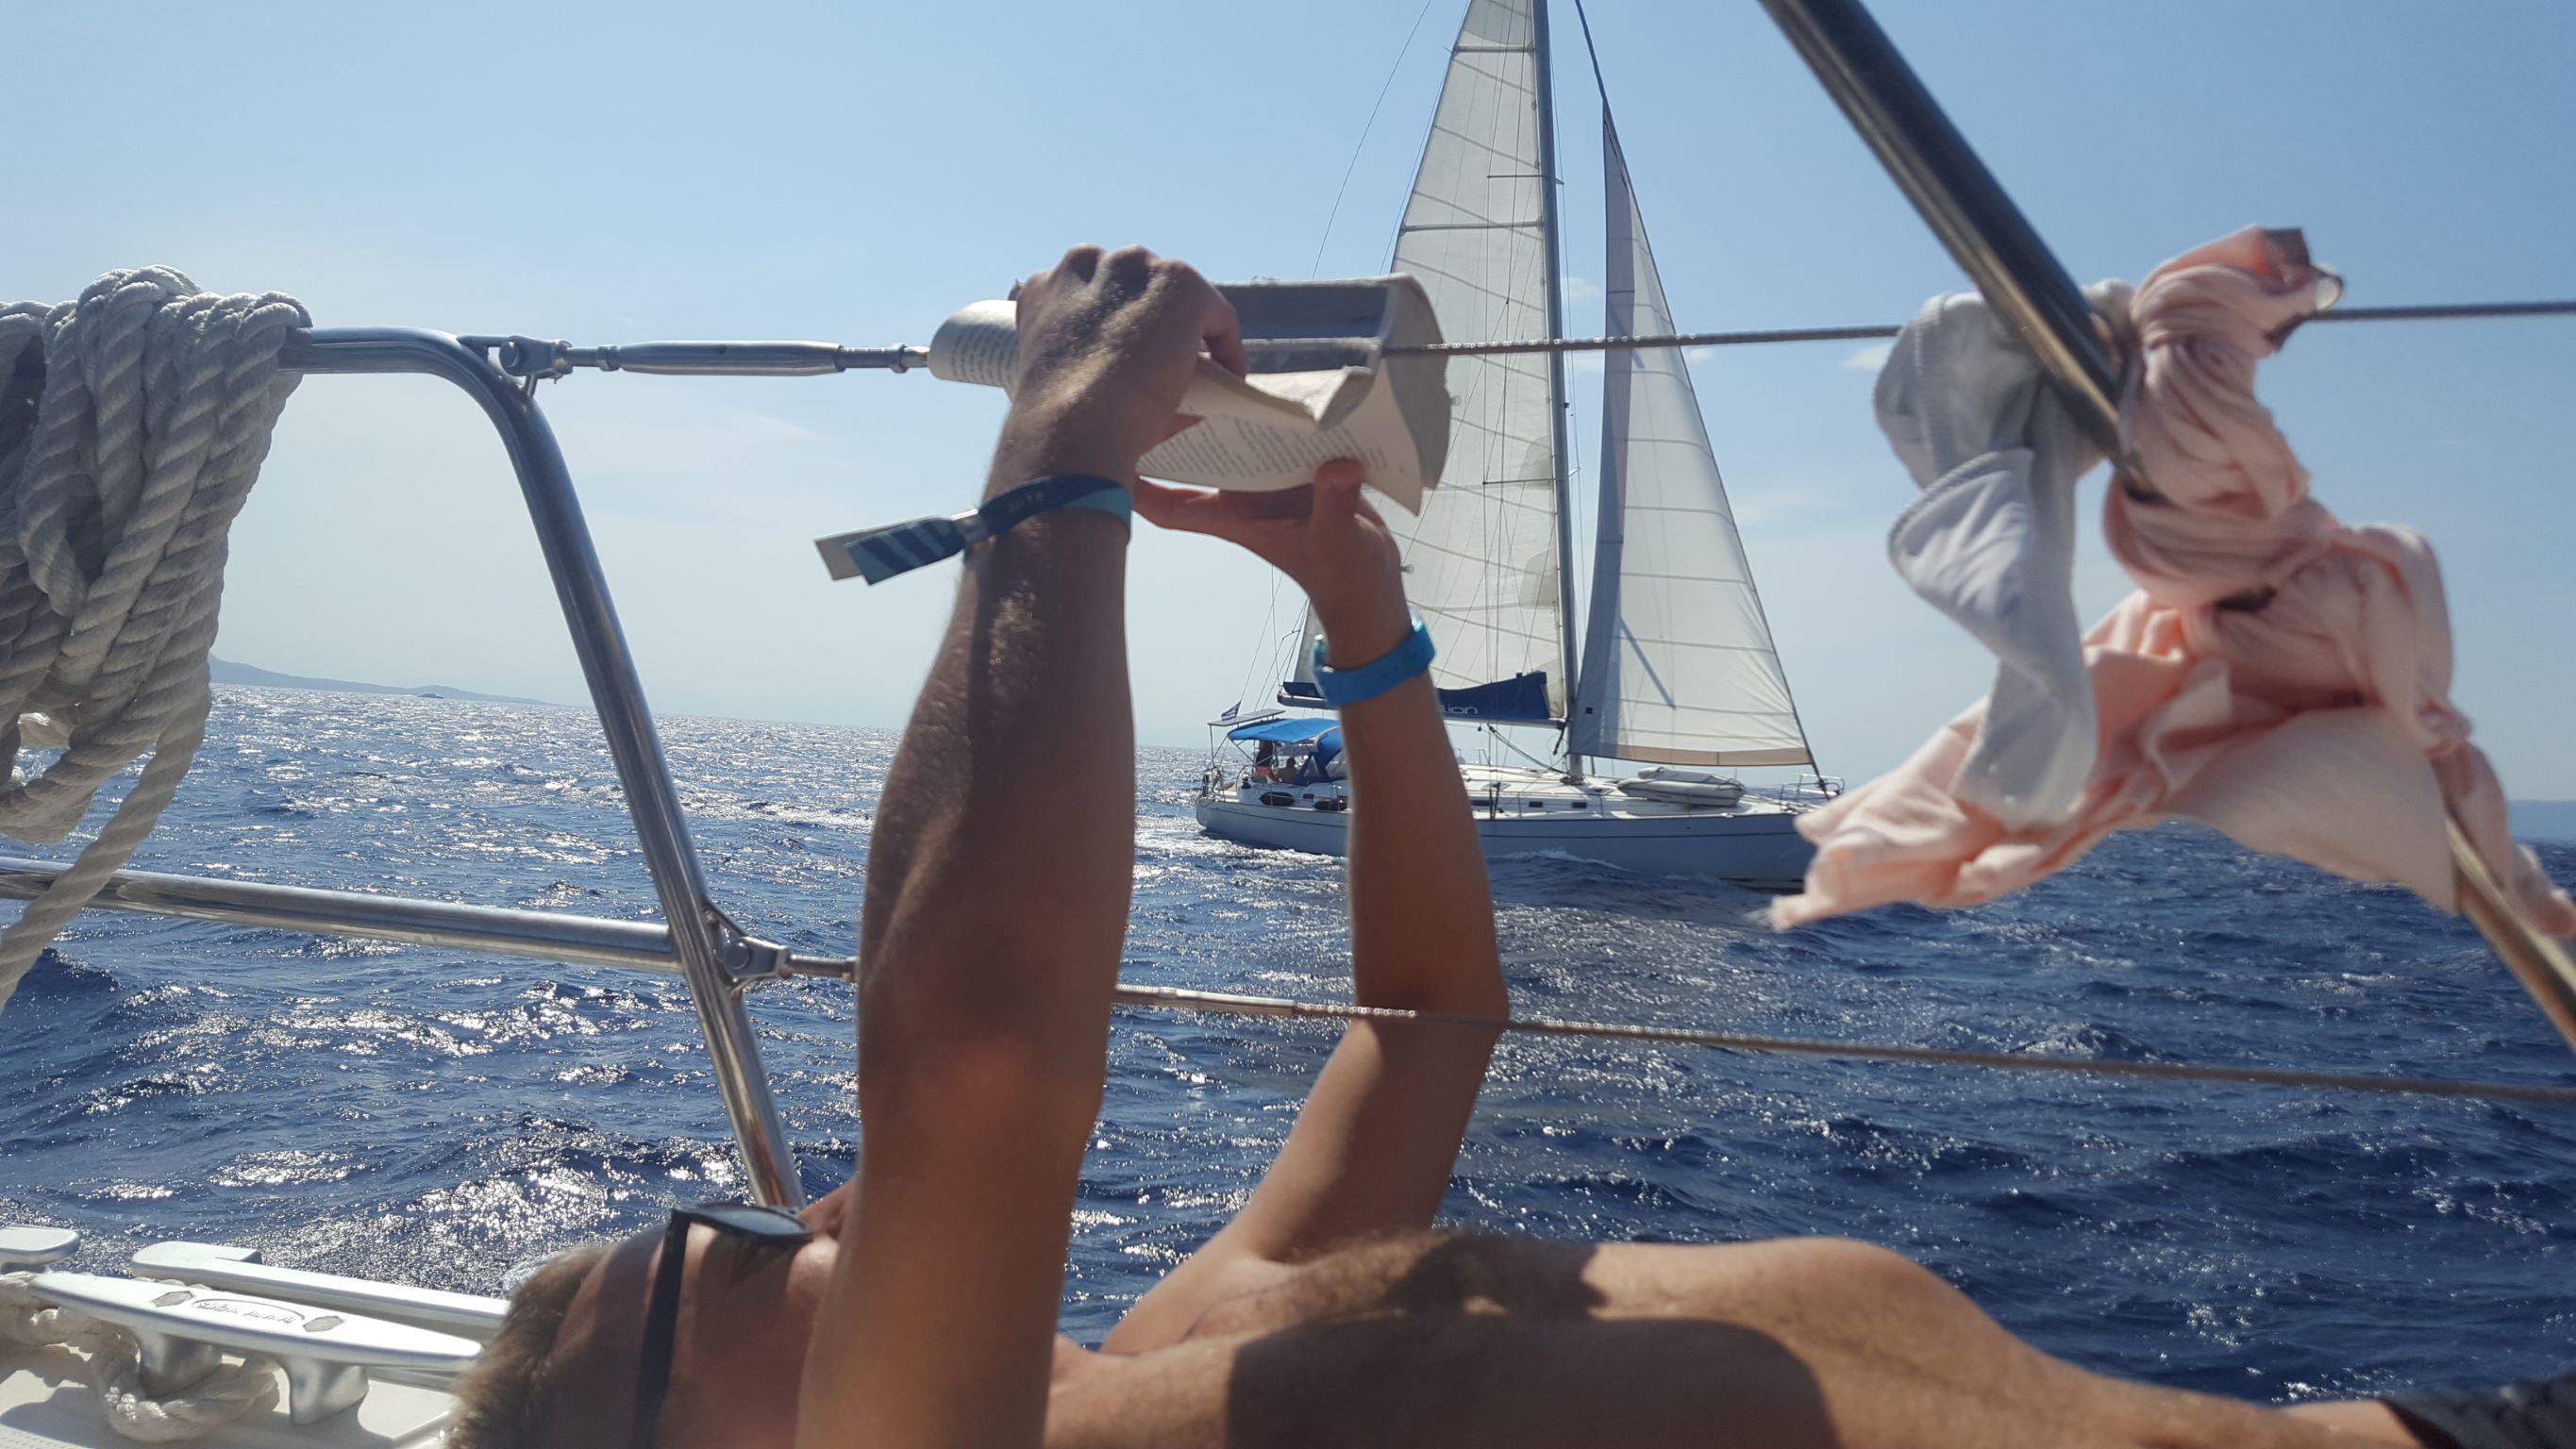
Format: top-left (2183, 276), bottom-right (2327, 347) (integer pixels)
top-left (803, 425), bottom-right (1134, 1449)
top-left (858, 427), bottom-right (1134, 1091)
top-left (1323, 603), bottom-right (1506, 1017)
top-left (803, 247), bottom-right (1240, 1448)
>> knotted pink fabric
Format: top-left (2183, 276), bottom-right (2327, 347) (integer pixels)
top-left (1776, 227), bottom-right (2576, 937)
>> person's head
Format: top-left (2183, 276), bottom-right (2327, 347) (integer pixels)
top-left (445, 1209), bottom-right (839, 1448)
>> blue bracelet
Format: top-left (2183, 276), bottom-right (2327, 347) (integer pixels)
top-left (816, 474), bottom-right (1129, 584)
top-left (1311, 616), bottom-right (1436, 707)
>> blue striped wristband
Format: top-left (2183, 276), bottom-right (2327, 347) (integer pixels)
top-left (815, 475), bottom-right (1131, 585)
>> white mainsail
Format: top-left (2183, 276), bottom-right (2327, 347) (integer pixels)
top-left (1296, 0), bottom-right (1566, 722)
top-left (1568, 115), bottom-right (1812, 768)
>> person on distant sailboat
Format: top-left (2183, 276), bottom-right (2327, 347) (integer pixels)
top-left (443, 244), bottom-right (2547, 1449)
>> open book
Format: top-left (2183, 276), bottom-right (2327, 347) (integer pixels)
top-left (924, 275), bottom-right (1450, 512)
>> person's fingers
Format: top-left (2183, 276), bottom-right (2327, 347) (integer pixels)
top-left (1305, 458), bottom-right (1365, 528)
top-left (1101, 244), bottom-right (1155, 300)
top-left (1130, 477), bottom-right (1202, 531)
top-left (1249, 483), bottom-right (1319, 525)
top-left (1133, 478), bottom-right (1260, 539)
top-left (1154, 258), bottom-right (1246, 378)
top-left (1201, 290), bottom-right (1248, 378)
top-left (1135, 477), bottom-right (1337, 571)
top-left (1313, 458), bottom-right (1365, 491)
top-left (1054, 244), bottom-right (1105, 283)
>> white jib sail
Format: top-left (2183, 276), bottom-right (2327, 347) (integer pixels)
top-left (1359, 0), bottom-right (1567, 718)
top-left (1568, 116), bottom-right (1812, 768)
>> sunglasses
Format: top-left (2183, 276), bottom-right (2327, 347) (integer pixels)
top-left (632, 1200), bottom-right (813, 1449)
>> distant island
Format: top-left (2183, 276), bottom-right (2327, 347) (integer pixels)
top-left (209, 657), bottom-right (558, 708)
top-left (2515, 801), bottom-right (2576, 846)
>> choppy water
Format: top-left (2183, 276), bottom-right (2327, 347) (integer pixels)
top-left (6, 688), bottom-right (2572, 1406)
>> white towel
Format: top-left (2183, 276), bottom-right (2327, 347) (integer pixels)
top-left (1873, 283), bottom-right (2131, 826)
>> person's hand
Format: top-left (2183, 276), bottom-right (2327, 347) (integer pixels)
top-left (1134, 460), bottom-right (1413, 665)
top-left (993, 245), bottom-right (1246, 494)
top-left (798, 1179), bottom-right (854, 1239)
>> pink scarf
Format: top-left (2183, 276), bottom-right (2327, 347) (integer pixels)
top-left (1775, 227), bottom-right (2576, 938)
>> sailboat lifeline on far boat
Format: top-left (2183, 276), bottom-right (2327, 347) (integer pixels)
top-left (1196, 0), bottom-right (1831, 889)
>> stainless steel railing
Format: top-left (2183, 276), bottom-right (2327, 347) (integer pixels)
top-left (252, 328), bottom-right (809, 1207)
top-left (0, 854), bottom-right (856, 982)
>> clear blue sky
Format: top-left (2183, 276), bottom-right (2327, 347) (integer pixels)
top-left (10, 1), bottom-right (2571, 792)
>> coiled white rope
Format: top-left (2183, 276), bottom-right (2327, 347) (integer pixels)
top-left (0, 1272), bottom-right (281, 1441)
top-left (0, 268), bottom-right (307, 1010)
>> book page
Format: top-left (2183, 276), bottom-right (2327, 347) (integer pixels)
top-left (923, 299), bottom-right (1431, 509)
top-left (923, 301), bottom-right (1023, 389)
top-left (1139, 364), bottom-right (1427, 510)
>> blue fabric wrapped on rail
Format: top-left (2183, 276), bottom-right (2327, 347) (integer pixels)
top-left (1278, 671), bottom-right (1553, 724)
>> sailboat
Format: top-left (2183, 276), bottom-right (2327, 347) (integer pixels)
top-left (1195, 0), bottom-right (1830, 890)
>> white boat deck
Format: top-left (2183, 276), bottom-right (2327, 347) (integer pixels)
top-left (0, 1359), bottom-right (452, 1448)
top-left (1, 1234), bottom-right (484, 1448)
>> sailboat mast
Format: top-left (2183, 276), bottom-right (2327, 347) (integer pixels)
top-left (1531, 0), bottom-right (1583, 777)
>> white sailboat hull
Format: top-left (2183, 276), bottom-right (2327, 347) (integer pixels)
top-left (1195, 768), bottom-right (1815, 890)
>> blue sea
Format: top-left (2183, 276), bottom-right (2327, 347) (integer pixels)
top-left (6, 687), bottom-right (2573, 1407)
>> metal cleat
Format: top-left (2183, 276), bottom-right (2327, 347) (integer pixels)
top-left (129, 1242), bottom-right (508, 1343)
top-left (0, 1224), bottom-right (79, 1271)
top-left (31, 1272), bottom-right (478, 1426)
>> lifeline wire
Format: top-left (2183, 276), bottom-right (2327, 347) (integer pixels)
top-left (1386, 298), bottom-right (2576, 357)
top-left (1096, 981), bottom-right (2576, 1106)
top-left (1173, 291), bottom-right (2576, 1095)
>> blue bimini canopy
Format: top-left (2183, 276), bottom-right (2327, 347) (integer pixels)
top-left (1227, 715), bottom-right (1340, 745)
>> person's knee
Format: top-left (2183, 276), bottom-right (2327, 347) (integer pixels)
top-left (1781, 1237), bottom-right (2003, 1341)
top-left (1794, 1237), bottom-right (1953, 1302)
